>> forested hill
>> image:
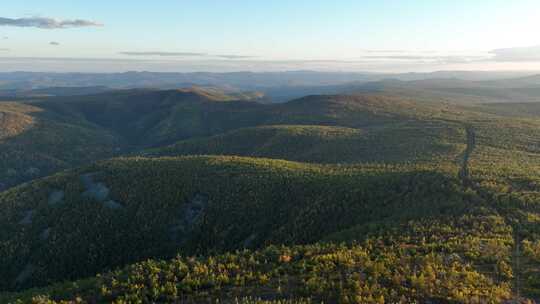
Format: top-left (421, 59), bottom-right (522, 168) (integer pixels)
top-left (0, 156), bottom-right (466, 291)
top-left (0, 91), bottom-right (465, 190)
top-left (147, 124), bottom-right (463, 164)
top-left (4, 87), bottom-right (540, 302)
top-left (0, 152), bottom-right (526, 303)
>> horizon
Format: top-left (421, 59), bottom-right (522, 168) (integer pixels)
top-left (1, 68), bottom-right (540, 77)
top-left (2, 1), bottom-right (540, 73)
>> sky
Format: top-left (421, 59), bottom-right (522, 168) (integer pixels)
top-left (1, 0), bottom-right (540, 73)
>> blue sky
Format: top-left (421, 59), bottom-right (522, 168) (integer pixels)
top-left (1, 0), bottom-right (540, 72)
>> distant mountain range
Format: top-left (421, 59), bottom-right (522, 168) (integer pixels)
top-left (1, 70), bottom-right (540, 103)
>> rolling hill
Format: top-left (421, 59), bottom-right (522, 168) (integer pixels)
top-left (37, 88), bottom-right (269, 147)
top-left (0, 156), bottom-right (467, 292)
top-left (147, 123), bottom-right (463, 164)
top-left (0, 90), bottom-right (466, 191)
top-left (5, 85), bottom-right (540, 302)
top-left (0, 101), bottom-right (121, 191)
top-left (343, 76), bottom-right (540, 104)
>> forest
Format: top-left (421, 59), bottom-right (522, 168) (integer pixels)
top-left (2, 85), bottom-right (540, 303)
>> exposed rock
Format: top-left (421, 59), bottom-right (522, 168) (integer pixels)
top-left (184, 194), bottom-right (207, 225)
top-left (103, 200), bottom-right (124, 210)
top-left (80, 172), bottom-right (97, 189)
top-left (82, 182), bottom-right (110, 201)
top-left (169, 193), bottom-right (209, 242)
top-left (48, 190), bottom-right (64, 206)
top-left (80, 172), bottom-right (125, 210)
top-left (80, 173), bottom-right (110, 202)
top-left (19, 210), bottom-right (34, 225)
top-left (40, 228), bottom-right (51, 241)
top-left (15, 264), bottom-right (34, 284)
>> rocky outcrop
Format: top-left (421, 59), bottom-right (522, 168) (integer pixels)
top-left (48, 190), bottom-right (64, 206)
top-left (19, 210), bottom-right (34, 225)
top-left (80, 172), bottom-right (124, 210)
top-left (169, 194), bottom-right (209, 242)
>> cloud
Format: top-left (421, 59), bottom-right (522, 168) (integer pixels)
top-left (0, 17), bottom-right (102, 29)
top-left (119, 51), bottom-right (206, 57)
top-left (363, 55), bottom-right (438, 60)
top-left (216, 54), bottom-right (256, 59)
top-left (49, 41), bottom-right (60, 46)
top-left (2, 36), bottom-right (7, 39)
top-left (0, 48), bottom-right (9, 51)
top-left (490, 45), bottom-right (540, 62)
top-left (362, 49), bottom-right (439, 54)
top-left (360, 54), bottom-right (487, 64)
top-left (120, 52), bottom-right (256, 59)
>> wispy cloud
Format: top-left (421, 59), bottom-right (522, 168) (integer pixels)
top-left (49, 41), bottom-right (60, 46)
top-left (119, 51), bottom-right (206, 57)
top-left (0, 48), bottom-right (9, 51)
top-left (216, 54), bottom-right (256, 59)
top-left (490, 45), bottom-right (540, 62)
top-left (363, 55), bottom-right (442, 60)
top-left (362, 49), bottom-right (439, 54)
top-left (2, 36), bottom-right (7, 40)
top-left (360, 54), bottom-right (487, 64)
top-left (361, 46), bottom-right (540, 64)
top-left (0, 17), bottom-right (102, 29)
top-left (119, 51), bottom-right (256, 59)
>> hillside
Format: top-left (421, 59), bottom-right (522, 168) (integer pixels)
top-left (343, 78), bottom-right (540, 104)
top-left (3, 217), bottom-right (513, 303)
top-left (148, 124), bottom-right (463, 164)
top-left (0, 86), bottom-right (113, 98)
top-left (0, 88), bottom-right (270, 190)
top-left (1, 91), bottom-right (465, 191)
top-left (5, 87), bottom-right (540, 301)
top-left (36, 89), bottom-right (268, 147)
top-left (0, 102), bottom-right (121, 191)
top-left (0, 87), bottom-right (524, 192)
top-left (7, 107), bottom-right (540, 301)
top-left (0, 103), bottom-right (37, 140)
top-left (0, 155), bottom-right (468, 292)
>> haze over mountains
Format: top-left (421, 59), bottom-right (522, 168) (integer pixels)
top-left (2, 70), bottom-right (540, 104)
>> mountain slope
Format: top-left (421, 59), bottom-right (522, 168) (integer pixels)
top-left (0, 103), bottom-right (37, 141)
top-left (148, 124), bottom-right (463, 164)
top-left (3, 219), bottom-right (513, 303)
top-left (343, 78), bottom-right (540, 104)
top-left (5, 88), bottom-right (540, 301)
top-left (0, 102), bottom-right (121, 191)
top-left (0, 155), bottom-right (468, 291)
top-left (1, 91), bottom-right (465, 191)
top-left (0, 88), bottom-right (269, 190)
top-left (36, 89), bottom-right (268, 147)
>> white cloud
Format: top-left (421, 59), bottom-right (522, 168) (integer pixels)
top-left (216, 54), bottom-right (256, 59)
top-left (119, 51), bottom-right (206, 57)
top-left (490, 45), bottom-right (540, 62)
